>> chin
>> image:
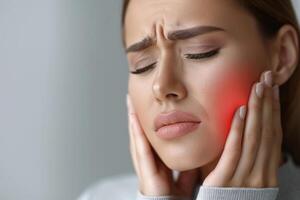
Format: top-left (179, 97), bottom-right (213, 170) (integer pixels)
top-left (148, 123), bottom-right (225, 171)
top-left (165, 159), bottom-right (202, 171)
top-left (155, 139), bottom-right (224, 172)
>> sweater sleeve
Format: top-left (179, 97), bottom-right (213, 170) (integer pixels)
top-left (135, 186), bottom-right (279, 200)
top-left (195, 185), bottom-right (279, 200)
top-left (136, 190), bottom-right (191, 200)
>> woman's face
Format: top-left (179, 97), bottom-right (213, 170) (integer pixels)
top-left (125, 0), bottom-right (271, 171)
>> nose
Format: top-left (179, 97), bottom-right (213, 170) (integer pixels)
top-left (152, 53), bottom-right (187, 103)
top-left (152, 23), bottom-right (187, 103)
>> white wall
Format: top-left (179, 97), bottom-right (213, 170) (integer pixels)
top-left (0, 1), bottom-right (131, 200)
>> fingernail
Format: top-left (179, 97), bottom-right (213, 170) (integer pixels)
top-left (264, 71), bottom-right (273, 87)
top-left (239, 105), bottom-right (247, 120)
top-left (273, 85), bottom-right (279, 101)
top-left (255, 82), bottom-right (264, 98)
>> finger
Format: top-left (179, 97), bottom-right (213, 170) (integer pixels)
top-left (251, 71), bottom-right (274, 181)
top-left (232, 80), bottom-right (264, 184)
top-left (206, 105), bottom-right (246, 186)
top-left (127, 94), bottom-right (158, 179)
top-left (128, 114), bottom-right (141, 178)
top-left (268, 85), bottom-right (282, 186)
top-left (270, 85), bottom-right (283, 167)
top-left (130, 121), bottom-right (141, 178)
top-left (127, 94), bottom-right (141, 178)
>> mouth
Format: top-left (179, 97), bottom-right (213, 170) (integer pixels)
top-left (156, 121), bottom-right (201, 139)
top-left (154, 110), bottom-right (201, 140)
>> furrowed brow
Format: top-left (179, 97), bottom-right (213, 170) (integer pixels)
top-left (126, 26), bottom-right (225, 53)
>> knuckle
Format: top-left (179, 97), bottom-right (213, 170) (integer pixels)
top-left (261, 130), bottom-right (275, 142)
top-left (262, 127), bottom-right (273, 137)
top-left (244, 135), bottom-right (259, 150)
top-left (233, 122), bottom-right (244, 133)
top-left (244, 130), bottom-right (259, 140)
top-left (249, 98), bottom-right (262, 111)
top-left (261, 133), bottom-right (274, 142)
top-left (225, 142), bottom-right (242, 155)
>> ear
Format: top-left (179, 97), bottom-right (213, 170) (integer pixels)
top-left (270, 24), bottom-right (299, 86)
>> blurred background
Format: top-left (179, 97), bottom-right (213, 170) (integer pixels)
top-left (0, 1), bottom-right (129, 200)
top-left (0, 1), bottom-right (299, 200)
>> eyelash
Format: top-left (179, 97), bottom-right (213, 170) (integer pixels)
top-left (184, 48), bottom-right (220, 59)
top-left (130, 48), bottom-right (220, 74)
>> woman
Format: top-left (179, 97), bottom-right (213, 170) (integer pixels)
top-left (124, 0), bottom-right (300, 199)
top-left (78, 0), bottom-right (300, 200)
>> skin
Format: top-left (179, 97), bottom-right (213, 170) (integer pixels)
top-left (124, 0), bottom-right (299, 197)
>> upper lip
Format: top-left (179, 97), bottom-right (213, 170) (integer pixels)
top-left (154, 110), bottom-right (201, 131)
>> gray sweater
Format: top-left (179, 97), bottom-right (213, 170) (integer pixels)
top-left (77, 154), bottom-right (300, 200)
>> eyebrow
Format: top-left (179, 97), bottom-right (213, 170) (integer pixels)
top-left (125, 26), bottom-right (225, 53)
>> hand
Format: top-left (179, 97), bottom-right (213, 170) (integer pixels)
top-left (126, 94), bottom-right (200, 198)
top-left (202, 70), bottom-right (282, 188)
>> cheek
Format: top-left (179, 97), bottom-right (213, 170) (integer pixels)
top-left (203, 64), bottom-right (260, 142)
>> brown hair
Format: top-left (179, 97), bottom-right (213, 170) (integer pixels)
top-left (121, 0), bottom-right (300, 166)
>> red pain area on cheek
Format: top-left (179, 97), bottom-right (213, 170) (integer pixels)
top-left (211, 65), bottom-right (258, 141)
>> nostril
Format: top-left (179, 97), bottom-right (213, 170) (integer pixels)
top-left (166, 93), bottom-right (178, 99)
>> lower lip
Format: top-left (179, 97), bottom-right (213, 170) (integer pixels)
top-left (156, 122), bottom-right (200, 140)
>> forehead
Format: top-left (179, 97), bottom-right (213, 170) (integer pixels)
top-left (124, 0), bottom-right (255, 46)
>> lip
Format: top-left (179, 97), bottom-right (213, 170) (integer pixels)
top-left (154, 110), bottom-right (201, 139)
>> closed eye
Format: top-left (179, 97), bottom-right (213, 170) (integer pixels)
top-left (184, 48), bottom-right (220, 60)
top-left (129, 49), bottom-right (220, 75)
top-left (130, 62), bottom-right (157, 74)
